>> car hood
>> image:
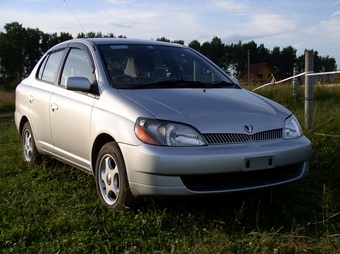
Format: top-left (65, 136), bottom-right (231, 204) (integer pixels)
top-left (119, 88), bottom-right (291, 133)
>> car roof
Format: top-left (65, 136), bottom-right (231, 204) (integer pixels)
top-left (48, 38), bottom-right (187, 52)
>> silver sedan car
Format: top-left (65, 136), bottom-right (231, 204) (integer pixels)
top-left (15, 38), bottom-right (312, 210)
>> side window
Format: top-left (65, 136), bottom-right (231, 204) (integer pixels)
top-left (37, 50), bottom-right (65, 83)
top-left (60, 48), bottom-right (93, 87)
top-left (37, 56), bottom-right (48, 80)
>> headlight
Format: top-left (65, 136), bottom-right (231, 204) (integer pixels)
top-left (284, 115), bottom-right (302, 139)
top-left (135, 118), bottom-right (206, 146)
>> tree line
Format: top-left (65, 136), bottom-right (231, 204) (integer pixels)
top-left (186, 37), bottom-right (337, 78)
top-left (0, 21), bottom-right (337, 90)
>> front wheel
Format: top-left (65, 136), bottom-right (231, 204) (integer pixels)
top-left (95, 141), bottom-right (134, 211)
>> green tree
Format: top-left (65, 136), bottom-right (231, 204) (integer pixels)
top-left (256, 44), bottom-right (270, 64)
top-left (171, 40), bottom-right (184, 45)
top-left (296, 50), bottom-right (336, 73)
top-left (24, 28), bottom-right (44, 76)
top-left (105, 32), bottom-right (115, 38)
top-left (200, 41), bottom-right (211, 58)
top-left (45, 32), bottom-right (72, 49)
top-left (156, 37), bottom-right (171, 42)
top-left (199, 37), bottom-right (228, 70)
top-left (269, 46), bottom-right (282, 73)
top-left (243, 41), bottom-right (257, 63)
top-left (228, 41), bottom-right (248, 77)
top-left (77, 31), bottom-right (119, 38)
top-left (210, 37), bottom-right (227, 69)
top-left (0, 22), bottom-right (26, 82)
top-left (280, 46), bottom-right (297, 74)
top-left (77, 32), bottom-right (86, 38)
top-left (85, 31), bottom-right (96, 38)
top-left (0, 21), bottom-right (338, 88)
top-left (57, 32), bottom-right (73, 43)
top-left (320, 55), bottom-right (337, 72)
top-left (0, 22), bottom-right (72, 88)
top-left (188, 40), bottom-right (201, 52)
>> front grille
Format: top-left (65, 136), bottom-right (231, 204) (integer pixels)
top-left (203, 129), bottom-right (283, 144)
top-left (180, 163), bottom-right (304, 192)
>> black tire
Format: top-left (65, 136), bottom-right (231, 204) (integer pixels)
top-left (95, 141), bottom-right (135, 211)
top-left (21, 122), bottom-right (40, 164)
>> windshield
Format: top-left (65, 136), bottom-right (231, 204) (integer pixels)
top-left (98, 44), bottom-right (237, 89)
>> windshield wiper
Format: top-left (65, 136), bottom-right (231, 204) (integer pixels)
top-left (132, 79), bottom-right (237, 89)
top-left (134, 79), bottom-right (207, 89)
top-left (206, 81), bottom-right (237, 88)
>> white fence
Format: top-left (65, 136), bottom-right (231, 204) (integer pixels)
top-left (250, 50), bottom-right (339, 131)
top-left (252, 70), bottom-right (340, 92)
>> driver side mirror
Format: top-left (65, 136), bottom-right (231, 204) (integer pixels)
top-left (66, 77), bottom-right (91, 91)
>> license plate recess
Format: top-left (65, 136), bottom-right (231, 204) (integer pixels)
top-left (243, 155), bottom-right (274, 171)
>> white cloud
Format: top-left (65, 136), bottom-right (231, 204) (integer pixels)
top-left (332, 10), bottom-right (340, 17)
top-left (331, 0), bottom-right (340, 6)
top-left (105, 0), bottom-right (135, 4)
top-left (211, 0), bottom-right (253, 13)
top-left (110, 22), bottom-right (135, 29)
top-left (251, 13), bottom-right (297, 34)
top-left (1, 0), bottom-right (340, 64)
top-left (319, 19), bottom-right (340, 45)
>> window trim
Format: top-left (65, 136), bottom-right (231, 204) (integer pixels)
top-left (56, 43), bottom-right (99, 96)
top-left (58, 43), bottom-right (96, 85)
top-left (35, 49), bottom-right (67, 85)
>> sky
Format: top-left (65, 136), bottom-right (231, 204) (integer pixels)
top-left (1, 0), bottom-right (340, 68)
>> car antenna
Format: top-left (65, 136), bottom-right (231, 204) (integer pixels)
top-left (63, 0), bottom-right (87, 37)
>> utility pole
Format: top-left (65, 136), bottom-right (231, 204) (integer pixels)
top-left (248, 50), bottom-right (250, 85)
top-left (292, 66), bottom-right (297, 101)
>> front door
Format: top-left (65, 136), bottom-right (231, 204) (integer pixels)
top-left (50, 46), bottom-right (96, 171)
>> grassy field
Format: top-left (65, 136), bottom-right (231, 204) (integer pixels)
top-left (1, 85), bottom-right (340, 253)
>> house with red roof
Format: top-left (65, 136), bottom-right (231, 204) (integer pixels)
top-left (239, 62), bottom-right (276, 84)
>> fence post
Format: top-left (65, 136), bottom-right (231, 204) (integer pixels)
top-left (305, 51), bottom-right (314, 130)
top-left (292, 66), bottom-right (297, 101)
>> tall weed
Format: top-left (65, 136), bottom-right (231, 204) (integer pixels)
top-left (0, 90), bottom-right (15, 113)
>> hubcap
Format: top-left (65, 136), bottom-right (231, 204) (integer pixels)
top-left (98, 155), bottom-right (119, 205)
top-left (106, 173), bottom-right (112, 185)
top-left (23, 129), bottom-right (33, 161)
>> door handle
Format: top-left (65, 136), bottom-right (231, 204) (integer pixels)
top-left (51, 103), bottom-right (58, 112)
top-left (28, 95), bottom-right (34, 104)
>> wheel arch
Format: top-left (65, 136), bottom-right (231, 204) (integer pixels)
top-left (91, 133), bottom-right (116, 174)
top-left (18, 116), bottom-right (29, 137)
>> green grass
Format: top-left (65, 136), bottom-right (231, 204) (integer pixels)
top-left (1, 85), bottom-right (340, 253)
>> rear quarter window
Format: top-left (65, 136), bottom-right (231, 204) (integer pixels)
top-left (37, 49), bottom-right (65, 84)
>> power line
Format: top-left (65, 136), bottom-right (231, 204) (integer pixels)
top-left (63, 0), bottom-right (87, 36)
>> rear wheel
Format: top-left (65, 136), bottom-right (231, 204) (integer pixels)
top-left (95, 141), bottom-right (134, 211)
top-left (21, 122), bottom-right (40, 164)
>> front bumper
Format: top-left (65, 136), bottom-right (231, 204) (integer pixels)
top-left (119, 136), bottom-right (311, 197)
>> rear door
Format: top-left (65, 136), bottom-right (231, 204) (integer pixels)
top-left (28, 49), bottom-right (65, 152)
top-left (49, 44), bottom-right (96, 171)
